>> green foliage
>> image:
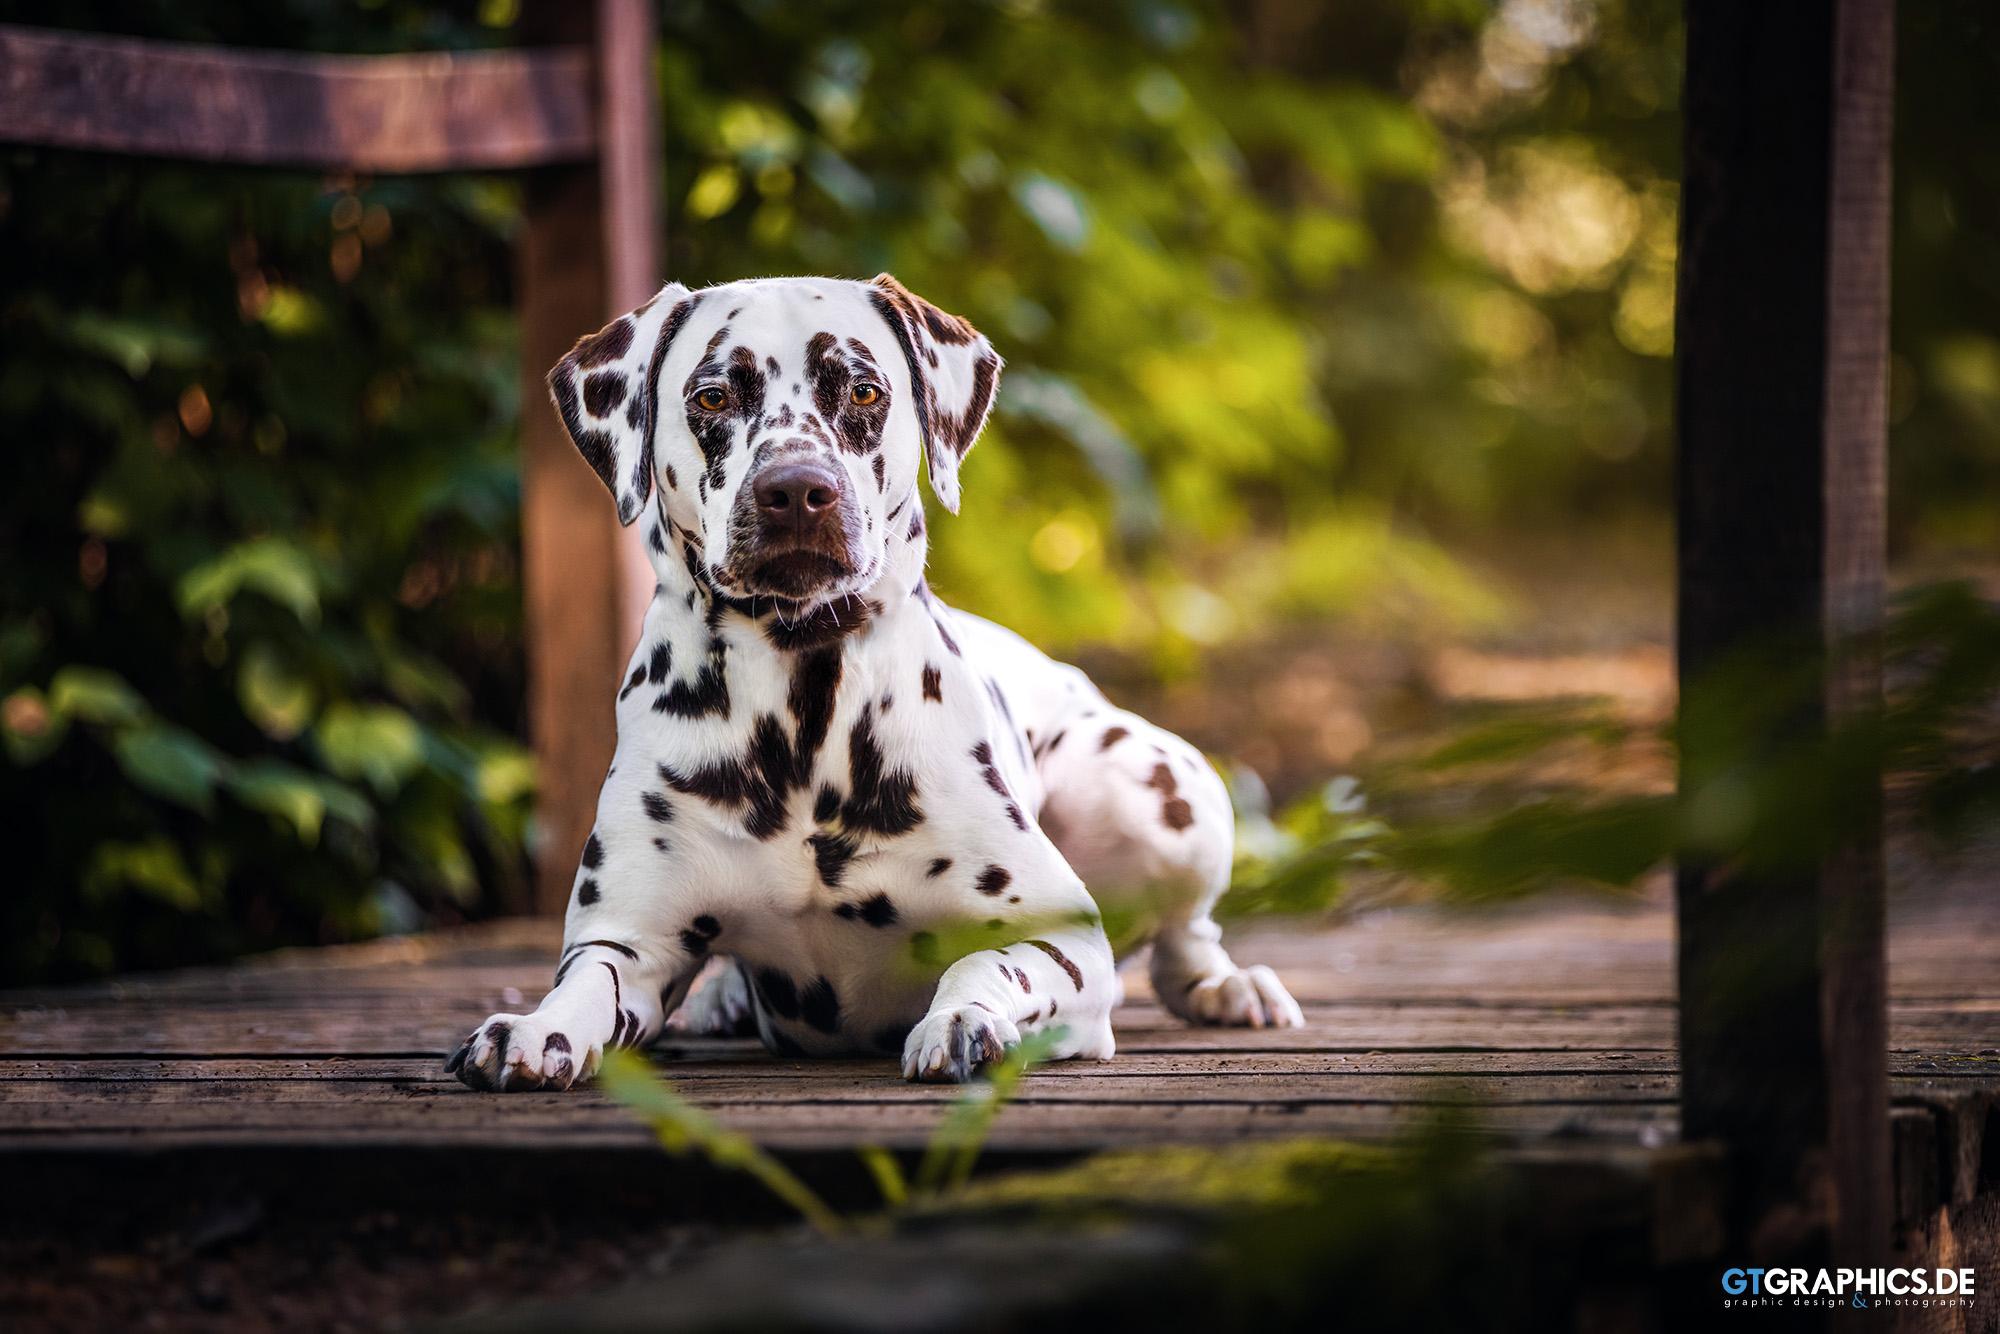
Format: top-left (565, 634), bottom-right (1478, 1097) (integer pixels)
top-left (600, 1027), bottom-right (1066, 1230)
top-left (1222, 774), bottom-right (1388, 920)
top-left (913, 1027), bottom-right (1068, 1194)
top-left (5, 1), bottom-right (1993, 976)
top-left (925, 1111), bottom-right (1522, 1329)
top-left (599, 1049), bottom-right (850, 1236)
top-left (1235, 582), bottom-right (2000, 911)
top-left (1, 4), bottom-right (534, 981)
top-left (648, 0), bottom-right (1568, 659)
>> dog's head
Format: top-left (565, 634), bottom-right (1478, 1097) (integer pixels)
top-left (548, 275), bottom-right (1000, 606)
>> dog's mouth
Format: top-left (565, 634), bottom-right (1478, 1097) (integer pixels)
top-left (744, 550), bottom-right (853, 599)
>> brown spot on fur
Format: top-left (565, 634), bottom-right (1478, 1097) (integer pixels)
top-left (1099, 726), bottom-right (1129, 751)
top-left (1147, 760), bottom-right (1196, 828)
top-left (872, 274), bottom-right (977, 346)
top-left (570, 317), bottom-right (634, 368)
top-left (583, 370), bottom-right (628, 417)
top-left (1025, 938), bottom-right (1084, 991)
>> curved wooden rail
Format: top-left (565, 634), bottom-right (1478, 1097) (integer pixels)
top-left (0, 24), bottom-right (595, 172)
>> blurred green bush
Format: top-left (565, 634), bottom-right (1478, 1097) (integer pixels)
top-left (3, 0), bottom-right (1994, 979)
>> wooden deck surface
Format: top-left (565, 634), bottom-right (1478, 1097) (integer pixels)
top-left (3, 877), bottom-right (1996, 1165)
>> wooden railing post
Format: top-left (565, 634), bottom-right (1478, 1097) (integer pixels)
top-left (1675, 0), bottom-right (1894, 1296)
top-left (596, 0), bottom-right (666, 645)
top-left (517, 0), bottom-right (663, 914)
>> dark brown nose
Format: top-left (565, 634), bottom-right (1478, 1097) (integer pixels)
top-left (753, 459), bottom-right (841, 534)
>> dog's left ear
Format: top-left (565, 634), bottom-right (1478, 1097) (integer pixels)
top-left (868, 274), bottom-right (1001, 514)
top-left (547, 281), bottom-right (696, 526)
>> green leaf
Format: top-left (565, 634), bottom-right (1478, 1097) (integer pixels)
top-left (402, 801), bottom-right (478, 901)
top-left (113, 723), bottom-right (228, 814)
top-left (257, 287), bottom-right (326, 337)
top-left (237, 643), bottom-right (318, 740)
top-left (48, 666), bottom-right (149, 726)
top-left (314, 775), bottom-right (378, 831)
top-left (316, 702), bottom-right (425, 796)
top-left (177, 538), bottom-right (321, 627)
top-left (226, 760), bottom-right (331, 843)
top-left (59, 310), bottom-right (207, 377)
top-left (917, 1027), bottom-right (1067, 1195)
top-left (474, 743), bottom-right (537, 807)
top-left (599, 1051), bottom-right (845, 1235)
top-left (82, 838), bottom-right (205, 912)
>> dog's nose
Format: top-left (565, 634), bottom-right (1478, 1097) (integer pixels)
top-left (753, 460), bottom-right (842, 533)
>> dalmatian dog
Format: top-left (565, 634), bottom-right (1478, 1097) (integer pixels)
top-left (446, 274), bottom-right (1302, 1090)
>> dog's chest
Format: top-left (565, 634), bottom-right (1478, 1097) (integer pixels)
top-left (627, 612), bottom-right (964, 874)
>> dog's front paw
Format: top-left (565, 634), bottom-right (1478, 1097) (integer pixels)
top-left (445, 1013), bottom-right (592, 1092)
top-left (901, 1004), bottom-right (1020, 1083)
top-left (1179, 964), bottom-right (1304, 1029)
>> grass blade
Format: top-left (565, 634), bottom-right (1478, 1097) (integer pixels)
top-left (856, 1144), bottom-right (909, 1209)
top-left (597, 1049), bottom-right (846, 1236)
top-left (916, 1026), bottom-right (1066, 1197)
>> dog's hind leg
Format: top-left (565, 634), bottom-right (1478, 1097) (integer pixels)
top-left (1035, 710), bottom-right (1303, 1029)
top-left (665, 956), bottom-right (759, 1037)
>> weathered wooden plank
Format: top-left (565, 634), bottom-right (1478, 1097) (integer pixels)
top-left (0, 1003), bottom-right (1694, 1057)
top-left (4, 1007), bottom-right (1990, 1065)
top-left (0, 24), bottom-right (594, 172)
top-left (13, 886), bottom-right (1991, 1005)
top-left (3, 1051), bottom-right (1983, 1089)
top-left (18, 962), bottom-right (1999, 1011)
top-left (0, 1098), bottom-right (1677, 1152)
top-left (0, 1065), bottom-right (1684, 1102)
top-left (0, 1056), bottom-right (1704, 1088)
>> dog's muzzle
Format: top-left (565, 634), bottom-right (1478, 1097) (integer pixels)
top-left (738, 456), bottom-right (855, 597)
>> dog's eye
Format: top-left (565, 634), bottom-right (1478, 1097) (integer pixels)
top-left (850, 382), bottom-right (882, 407)
top-left (693, 386), bottom-right (728, 412)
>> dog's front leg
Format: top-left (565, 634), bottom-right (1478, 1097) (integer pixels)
top-left (447, 937), bottom-right (698, 1092)
top-left (902, 921), bottom-right (1117, 1083)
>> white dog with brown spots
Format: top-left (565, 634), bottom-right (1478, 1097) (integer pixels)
top-left (447, 274), bottom-right (1302, 1090)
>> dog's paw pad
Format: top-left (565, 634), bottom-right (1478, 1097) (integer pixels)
top-left (901, 1004), bottom-right (1020, 1083)
top-left (447, 1014), bottom-right (589, 1092)
top-left (1181, 964), bottom-right (1304, 1030)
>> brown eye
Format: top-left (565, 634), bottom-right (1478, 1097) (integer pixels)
top-left (850, 382), bottom-right (881, 407)
top-left (694, 386), bottom-right (728, 412)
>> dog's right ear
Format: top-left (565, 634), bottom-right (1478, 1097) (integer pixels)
top-left (547, 282), bottom-right (697, 526)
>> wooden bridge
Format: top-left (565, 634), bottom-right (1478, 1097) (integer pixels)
top-left (1, 859), bottom-right (1996, 1326)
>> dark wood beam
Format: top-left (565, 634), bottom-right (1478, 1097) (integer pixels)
top-left (1675, 0), bottom-right (1894, 1287)
top-left (0, 24), bottom-right (594, 173)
